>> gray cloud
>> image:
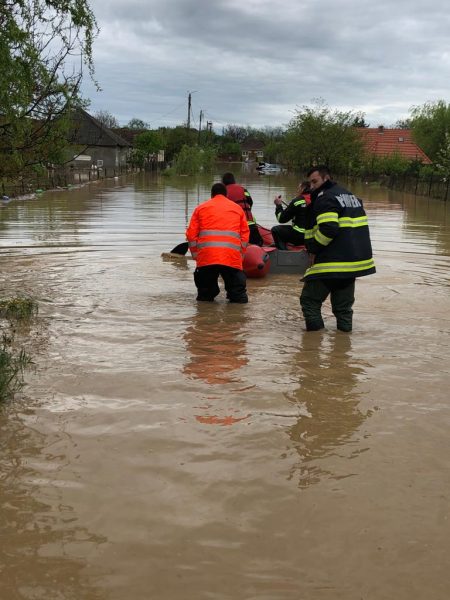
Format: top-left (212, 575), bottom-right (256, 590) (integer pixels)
top-left (82, 0), bottom-right (450, 128)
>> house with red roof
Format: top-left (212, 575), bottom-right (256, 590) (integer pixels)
top-left (355, 126), bottom-right (432, 164)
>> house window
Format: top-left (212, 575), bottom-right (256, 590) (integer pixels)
top-left (256, 151), bottom-right (264, 158)
top-left (242, 151), bottom-right (248, 157)
top-left (398, 137), bottom-right (404, 142)
top-left (97, 159), bottom-right (104, 167)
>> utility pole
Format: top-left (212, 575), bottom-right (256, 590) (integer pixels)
top-left (198, 110), bottom-right (203, 144)
top-left (187, 92), bottom-right (192, 130)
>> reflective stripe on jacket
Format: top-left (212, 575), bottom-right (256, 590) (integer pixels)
top-left (304, 181), bottom-right (376, 280)
top-left (225, 183), bottom-right (256, 225)
top-left (275, 194), bottom-right (309, 237)
top-left (186, 194), bottom-right (250, 269)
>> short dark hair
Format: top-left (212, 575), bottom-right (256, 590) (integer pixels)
top-left (211, 182), bottom-right (227, 197)
top-left (222, 172), bottom-right (235, 186)
top-left (307, 165), bottom-right (330, 178)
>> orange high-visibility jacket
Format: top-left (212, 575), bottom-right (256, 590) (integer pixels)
top-left (186, 194), bottom-right (250, 269)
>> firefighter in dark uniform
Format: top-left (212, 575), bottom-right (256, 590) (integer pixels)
top-left (271, 181), bottom-right (310, 249)
top-left (301, 165), bottom-right (376, 332)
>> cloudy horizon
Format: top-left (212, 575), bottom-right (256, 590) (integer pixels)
top-left (81, 0), bottom-right (450, 130)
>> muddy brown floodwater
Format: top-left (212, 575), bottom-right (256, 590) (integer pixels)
top-left (1, 168), bottom-right (450, 599)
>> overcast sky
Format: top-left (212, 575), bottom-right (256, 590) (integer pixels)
top-left (82, 0), bottom-right (450, 130)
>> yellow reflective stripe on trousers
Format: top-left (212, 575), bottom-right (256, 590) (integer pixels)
top-left (338, 216), bottom-right (369, 227)
top-left (314, 230), bottom-right (333, 246)
top-left (316, 212), bottom-right (339, 224)
top-left (305, 258), bottom-right (375, 276)
top-left (293, 225), bottom-right (305, 233)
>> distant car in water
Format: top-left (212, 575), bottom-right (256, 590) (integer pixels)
top-left (256, 162), bottom-right (284, 174)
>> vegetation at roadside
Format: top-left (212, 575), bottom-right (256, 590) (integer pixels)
top-left (0, 297), bottom-right (39, 321)
top-left (0, 296), bottom-right (38, 402)
top-left (170, 145), bottom-right (218, 175)
top-left (0, 1), bottom-right (98, 180)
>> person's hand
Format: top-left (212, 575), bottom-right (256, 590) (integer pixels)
top-left (274, 195), bottom-right (282, 206)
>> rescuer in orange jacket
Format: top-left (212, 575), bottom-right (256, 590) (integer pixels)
top-left (222, 172), bottom-right (263, 246)
top-left (186, 182), bottom-right (250, 303)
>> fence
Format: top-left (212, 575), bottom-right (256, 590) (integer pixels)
top-left (1, 165), bottom-right (141, 199)
top-left (346, 172), bottom-right (450, 201)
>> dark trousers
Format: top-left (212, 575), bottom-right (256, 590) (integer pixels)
top-left (271, 225), bottom-right (304, 250)
top-left (249, 224), bottom-right (263, 246)
top-left (300, 278), bottom-right (355, 331)
top-left (194, 265), bottom-right (248, 303)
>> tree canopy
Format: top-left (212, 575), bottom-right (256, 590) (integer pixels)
top-left (127, 118), bottom-right (149, 130)
top-left (94, 110), bottom-right (119, 129)
top-left (409, 100), bottom-right (450, 161)
top-left (0, 0), bottom-right (98, 178)
top-left (282, 100), bottom-right (364, 173)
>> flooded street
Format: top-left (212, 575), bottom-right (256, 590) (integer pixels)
top-left (1, 169), bottom-right (450, 599)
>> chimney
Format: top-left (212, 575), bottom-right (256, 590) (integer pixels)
top-left (378, 125), bottom-right (384, 133)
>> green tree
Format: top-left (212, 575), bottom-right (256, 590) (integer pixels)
top-left (127, 118), bottom-right (149, 129)
top-left (129, 130), bottom-right (162, 166)
top-left (0, 0), bottom-right (97, 179)
top-left (409, 100), bottom-right (450, 160)
top-left (158, 126), bottom-right (192, 162)
top-left (282, 100), bottom-right (364, 173)
top-left (434, 132), bottom-right (450, 174)
top-left (94, 110), bottom-right (119, 129)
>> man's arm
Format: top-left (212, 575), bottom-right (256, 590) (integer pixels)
top-left (307, 196), bottom-right (340, 255)
top-left (244, 189), bottom-right (253, 207)
top-left (186, 208), bottom-right (200, 258)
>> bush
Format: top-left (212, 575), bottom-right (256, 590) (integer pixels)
top-left (0, 296), bottom-right (38, 401)
top-left (0, 336), bottom-right (32, 401)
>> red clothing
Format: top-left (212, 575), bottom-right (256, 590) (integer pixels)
top-left (186, 194), bottom-right (250, 269)
top-left (225, 183), bottom-right (255, 224)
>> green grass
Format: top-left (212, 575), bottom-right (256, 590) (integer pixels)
top-left (0, 296), bottom-right (38, 401)
top-left (0, 335), bottom-right (33, 401)
top-left (0, 296), bottom-right (38, 321)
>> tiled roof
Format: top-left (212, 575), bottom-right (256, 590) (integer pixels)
top-left (241, 137), bottom-right (265, 150)
top-left (355, 127), bottom-right (432, 164)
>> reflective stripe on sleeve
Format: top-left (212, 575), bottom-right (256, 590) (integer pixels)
top-left (314, 230), bottom-right (333, 246)
top-left (316, 212), bottom-right (339, 224)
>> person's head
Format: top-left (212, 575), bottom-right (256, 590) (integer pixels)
top-left (298, 180), bottom-right (311, 194)
top-left (222, 172), bottom-right (236, 186)
top-left (306, 165), bottom-right (331, 191)
top-left (211, 182), bottom-right (227, 197)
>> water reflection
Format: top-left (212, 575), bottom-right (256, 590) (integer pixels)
top-left (285, 333), bottom-right (371, 488)
top-left (182, 304), bottom-right (248, 385)
top-left (0, 403), bottom-right (107, 598)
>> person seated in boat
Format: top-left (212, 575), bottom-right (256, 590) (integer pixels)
top-left (222, 172), bottom-right (263, 246)
top-left (271, 181), bottom-right (311, 250)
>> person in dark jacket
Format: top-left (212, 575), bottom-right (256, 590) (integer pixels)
top-left (301, 165), bottom-right (376, 332)
top-left (271, 181), bottom-right (310, 249)
top-left (222, 172), bottom-right (263, 246)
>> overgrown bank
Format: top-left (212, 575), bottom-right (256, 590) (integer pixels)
top-left (0, 297), bottom-right (38, 402)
